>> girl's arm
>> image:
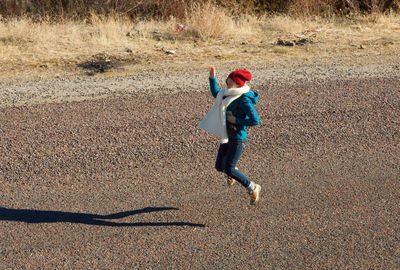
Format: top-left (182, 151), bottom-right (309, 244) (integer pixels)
top-left (209, 77), bottom-right (220, 98)
top-left (209, 66), bottom-right (219, 98)
top-left (235, 98), bottom-right (260, 126)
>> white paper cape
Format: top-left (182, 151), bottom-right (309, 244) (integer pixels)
top-left (198, 85), bottom-right (249, 143)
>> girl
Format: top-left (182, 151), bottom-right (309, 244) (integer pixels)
top-left (198, 66), bottom-right (261, 205)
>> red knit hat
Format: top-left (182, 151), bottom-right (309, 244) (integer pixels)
top-left (228, 70), bottom-right (252, 87)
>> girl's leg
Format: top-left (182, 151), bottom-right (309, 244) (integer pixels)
top-left (224, 139), bottom-right (253, 190)
top-left (215, 143), bottom-right (228, 173)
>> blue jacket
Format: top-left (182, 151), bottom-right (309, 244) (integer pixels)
top-left (209, 77), bottom-right (260, 140)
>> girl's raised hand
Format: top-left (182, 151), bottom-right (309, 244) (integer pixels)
top-left (208, 66), bottom-right (216, 79)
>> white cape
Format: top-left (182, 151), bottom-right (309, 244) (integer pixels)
top-left (198, 85), bottom-right (249, 143)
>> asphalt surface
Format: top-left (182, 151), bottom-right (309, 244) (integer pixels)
top-left (0, 75), bottom-right (399, 269)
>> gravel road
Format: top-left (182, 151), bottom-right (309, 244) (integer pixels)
top-left (0, 63), bottom-right (399, 108)
top-left (0, 64), bottom-right (399, 269)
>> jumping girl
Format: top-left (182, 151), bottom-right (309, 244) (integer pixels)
top-left (198, 66), bottom-right (261, 205)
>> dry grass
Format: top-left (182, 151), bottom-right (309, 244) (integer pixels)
top-left (183, 2), bottom-right (236, 40)
top-left (0, 3), bottom-right (399, 79)
top-left (0, 15), bottom-right (134, 65)
top-left (1, 0), bottom-right (398, 20)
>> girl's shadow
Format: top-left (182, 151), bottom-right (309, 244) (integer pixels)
top-left (0, 207), bottom-right (204, 227)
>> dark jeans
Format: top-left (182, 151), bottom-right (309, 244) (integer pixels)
top-left (215, 139), bottom-right (251, 188)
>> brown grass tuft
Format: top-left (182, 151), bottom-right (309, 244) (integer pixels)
top-left (183, 2), bottom-right (236, 40)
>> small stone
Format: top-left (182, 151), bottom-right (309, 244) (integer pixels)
top-left (277, 38), bottom-right (294, 46)
top-left (166, 50), bottom-right (176, 56)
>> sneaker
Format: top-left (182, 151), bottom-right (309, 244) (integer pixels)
top-left (227, 176), bottom-right (236, 186)
top-left (249, 184), bottom-right (261, 205)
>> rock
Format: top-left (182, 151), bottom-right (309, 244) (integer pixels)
top-left (166, 50), bottom-right (176, 56)
top-left (296, 38), bottom-right (308, 45)
top-left (277, 38), bottom-right (294, 46)
top-left (277, 37), bottom-right (313, 47)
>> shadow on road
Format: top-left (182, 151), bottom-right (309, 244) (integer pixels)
top-left (0, 207), bottom-right (205, 227)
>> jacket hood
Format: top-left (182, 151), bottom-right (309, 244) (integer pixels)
top-left (243, 90), bottom-right (259, 105)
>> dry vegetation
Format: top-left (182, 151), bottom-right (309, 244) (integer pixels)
top-left (1, 0), bottom-right (399, 19)
top-left (0, 1), bottom-right (399, 80)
